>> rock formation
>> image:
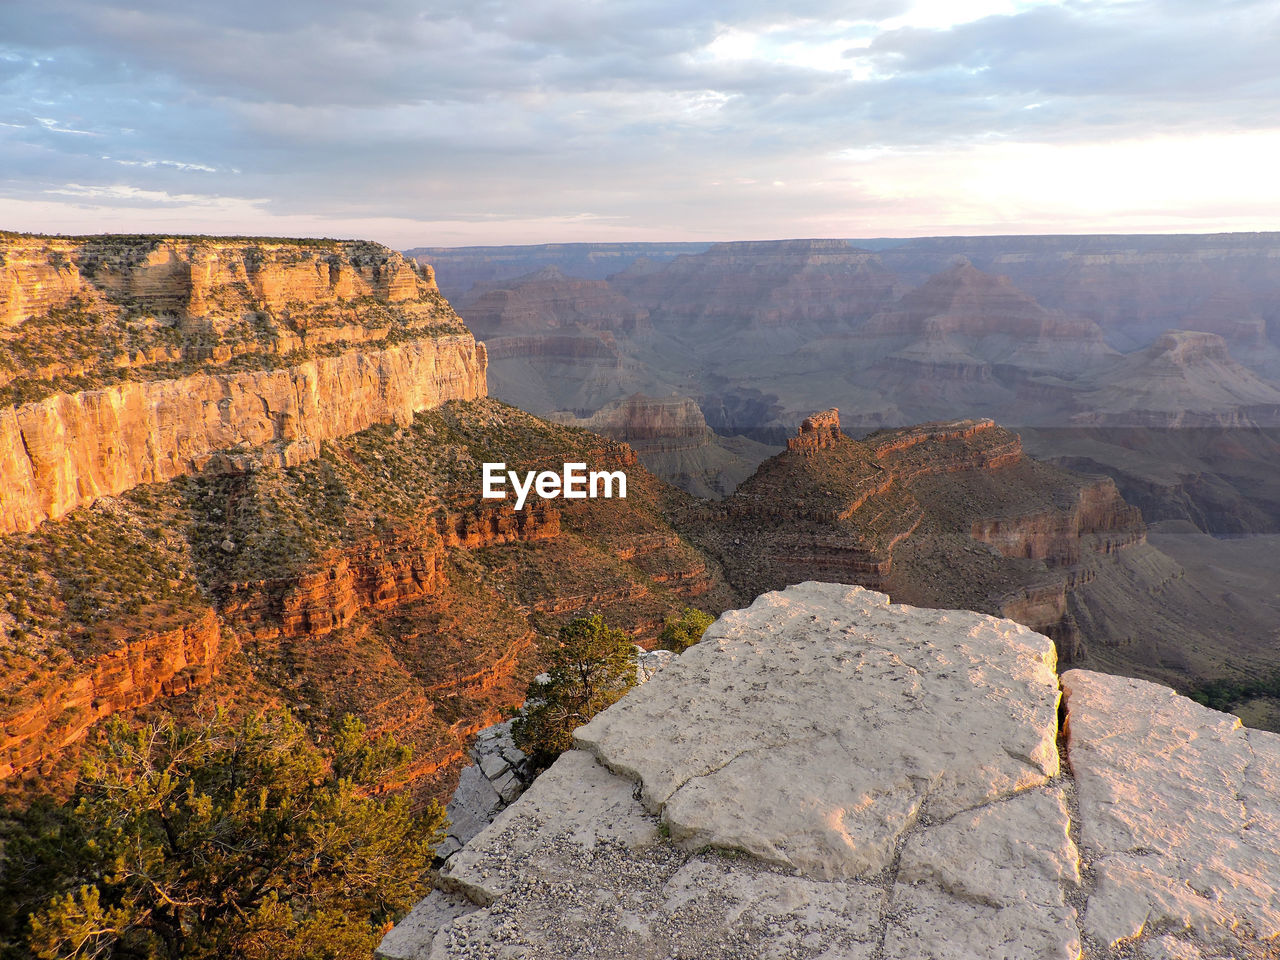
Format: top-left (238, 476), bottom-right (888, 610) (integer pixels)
top-left (679, 412), bottom-right (1145, 660)
top-left (555, 394), bottom-right (776, 498)
top-left (413, 237), bottom-right (1280, 526)
top-left (413, 238), bottom-right (1280, 693)
top-left (0, 609), bottom-right (222, 779)
top-left (381, 582), bottom-right (1279, 960)
top-left (874, 232), bottom-right (1280, 360)
top-left (785, 407), bottom-right (841, 453)
top-left (1071, 330), bottom-right (1280, 428)
top-left (0, 235), bottom-right (487, 535)
top-left (613, 239), bottom-right (901, 332)
top-left (435, 647), bottom-right (673, 861)
top-left (406, 242), bottom-right (709, 302)
top-left (0, 237), bottom-right (732, 794)
top-left (862, 260), bottom-right (1098, 343)
top-left (0, 393), bottom-right (733, 794)
top-left (458, 266), bottom-right (648, 336)
top-left (850, 261), bottom-right (1118, 419)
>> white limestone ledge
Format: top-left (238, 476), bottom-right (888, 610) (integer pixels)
top-left (380, 582), bottom-right (1280, 960)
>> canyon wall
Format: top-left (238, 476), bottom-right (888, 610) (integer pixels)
top-left (552, 394), bottom-right (777, 499)
top-left (0, 235), bottom-right (488, 534)
top-left (679, 411), bottom-right (1148, 662)
top-left (0, 388), bottom-right (730, 791)
top-left (1, 609), bottom-right (222, 779)
top-left (1, 235), bottom-right (431, 329)
top-left (0, 336), bottom-right (486, 535)
top-left (971, 478), bottom-right (1144, 566)
top-left (457, 267), bottom-right (648, 335)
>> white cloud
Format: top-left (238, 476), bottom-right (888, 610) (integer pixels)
top-left (104, 157), bottom-right (220, 173)
top-left (884, 0), bottom-right (1063, 30)
top-left (1, 0), bottom-right (1278, 242)
top-left (33, 116), bottom-right (99, 136)
top-left (45, 183), bottom-right (262, 208)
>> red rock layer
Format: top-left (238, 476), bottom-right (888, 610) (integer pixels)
top-left (867, 419), bottom-right (1024, 480)
top-left (787, 408), bottom-right (842, 453)
top-left (1, 609), bottom-right (223, 778)
top-left (683, 413), bottom-right (1147, 656)
top-left (0, 235), bottom-right (488, 536)
top-left (971, 479), bottom-right (1144, 566)
top-left (0, 336), bottom-right (488, 535)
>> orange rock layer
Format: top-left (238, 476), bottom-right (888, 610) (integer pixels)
top-left (1, 609), bottom-right (222, 778)
top-left (0, 336), bottom-right (488, 535)
top-left (0, 235), bottom-right (489, 536)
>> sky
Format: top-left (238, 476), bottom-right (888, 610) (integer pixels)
top-left (1, 0), bottom-right (1278, 247)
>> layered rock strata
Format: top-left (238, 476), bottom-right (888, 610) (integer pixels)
top-left (683, 412), bottom-right (1143, 651)
top-left (0, 235), bottom-right (488, 535)
top-left (382, 583), bottom-right (1280, 960)
top-left (0, 395), bottom-right (730, 791)
top-left (1, 336), bottom-right (487, 535)
top-left (457, 267), bottom-right (648, 336)
top-left (0, 609), bottom-right (222, 779)
top-left (554, 394), bottom-right (776, 498)
top-left (1071, 330), bottom-right (1280, 428)
top-left (613, 239), bottom-right (901, 330)
top-left (785, 407), bottom-right (842, 453)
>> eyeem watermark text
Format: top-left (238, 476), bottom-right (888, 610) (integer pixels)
top-left (482, 462), bottom-right (627, 510)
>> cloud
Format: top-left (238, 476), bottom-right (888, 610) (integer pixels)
top-left (0, 0), bottom-right (1277, 244)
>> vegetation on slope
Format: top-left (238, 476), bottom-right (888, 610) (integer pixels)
top-left (0, 398), bottom-right (731, 804)
top-left (0, 710), bottom-right (444, 960)
top-left (512, 614), bottom-right (637, 768)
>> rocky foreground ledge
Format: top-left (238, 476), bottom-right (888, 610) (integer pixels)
top-left (380, 583), bottom-right (1280, 960)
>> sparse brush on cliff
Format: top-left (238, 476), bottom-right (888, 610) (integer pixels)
top-left (512, 615), bottom-right (637, 769)
top-left (1, 709), bottom-right (445, 960)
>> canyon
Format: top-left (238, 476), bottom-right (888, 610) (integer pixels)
top-left (427, 236), bottom-right (1280, 482)
top-left (423, 236), bottom-right (1280, 708)
top-left (0, 236), bottom-right (486, 534)
top-left (0, 235), bottom-right (727, 799)
top-left (3, 231), bottom-right (1277, 811)
top-left (551, 394), bottom-right (773, 499)
top-left (681, 410), bottom-right (1170, 673)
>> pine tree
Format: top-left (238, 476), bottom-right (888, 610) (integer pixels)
top-left (6, 709), bottom-right (445, 960)
top-left (512, 615), bottom-right (637, 768)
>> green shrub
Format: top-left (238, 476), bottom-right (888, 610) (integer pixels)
top-left (4, 709), bottom-right (445, 960)
top-left (512, 615), bottom-right (637, 768)
top-left (659, 607), bottom-right (715, 654)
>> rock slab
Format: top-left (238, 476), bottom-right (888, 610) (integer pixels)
top-left (1064, 669), bottom-right (1280, 952)
top-left (382, 583), bottom-right (1280, 960)
top-left (576, 581), bottom-right (1062, 880)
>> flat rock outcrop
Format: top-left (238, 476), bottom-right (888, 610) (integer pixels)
top-left (1063, 670), bottom-right (1280, 947)
top-left (382, 583), bottom-right (1280, 960)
